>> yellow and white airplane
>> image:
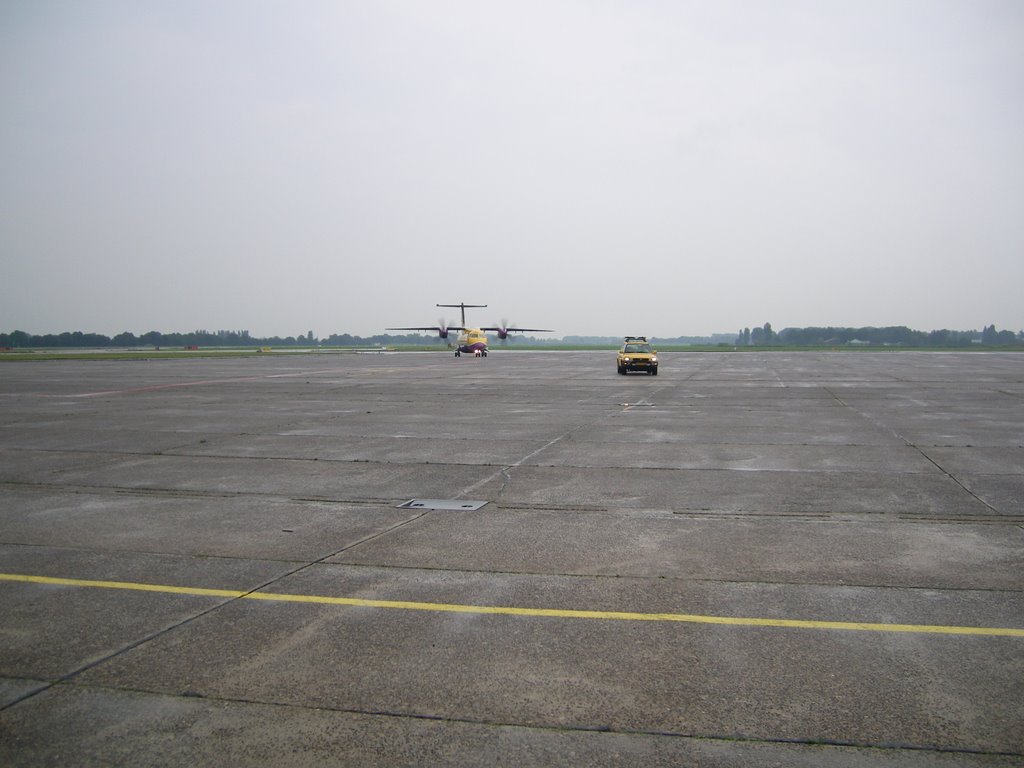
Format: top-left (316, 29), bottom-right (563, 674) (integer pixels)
top-left (388, 302), bottom-right (552, 357)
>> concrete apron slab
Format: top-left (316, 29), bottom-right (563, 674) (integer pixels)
top-left (2, 351), bottom-right (1023, 765)
top-left (66, 562), bottom-right (1024, 754)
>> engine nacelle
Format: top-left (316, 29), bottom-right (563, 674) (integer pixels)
top-left (496, 328), bottom-right (509, 340)
top-left (438, 328), bottom-right (449, 339)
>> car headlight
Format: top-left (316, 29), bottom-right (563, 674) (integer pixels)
top-left (623, 357), bottom-right (631, 363)
top-left (651, 356), bottom-right (658, 362)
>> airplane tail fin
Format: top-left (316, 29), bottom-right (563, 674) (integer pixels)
top-left (436, 303), bottom-right (487, 328)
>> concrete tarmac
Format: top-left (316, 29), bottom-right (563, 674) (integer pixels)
top-left (1, 350), bottom-right (1022, 766)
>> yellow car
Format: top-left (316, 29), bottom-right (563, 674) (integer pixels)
top-left (617, 336), bottom-right (659, 375)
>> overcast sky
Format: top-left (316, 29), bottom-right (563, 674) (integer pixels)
top-left (2, 1), bottom-right (1022, 339)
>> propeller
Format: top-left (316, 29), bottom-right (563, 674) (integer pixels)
top-left (495, 319), bottom-right (511, 341)
top-left (437, 319), bottom-right (449, 339)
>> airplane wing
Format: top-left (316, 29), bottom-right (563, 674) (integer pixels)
top-left (479, 327), bottom-right (553, 333)
top-left (386, 327), bottom-right (467, 332)
top-left (386, 326), bottom-right (466, 340)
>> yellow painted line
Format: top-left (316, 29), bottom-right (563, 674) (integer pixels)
top-left (2, 572), bottom-right (1022, 637)
top-left (0, 573), bottom-right (245, 599)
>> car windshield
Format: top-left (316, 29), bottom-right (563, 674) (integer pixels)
top-left (625, 344), bottom-right (651, 353)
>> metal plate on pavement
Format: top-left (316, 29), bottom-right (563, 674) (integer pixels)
top-left (397, 499), bottom-right (488, 511)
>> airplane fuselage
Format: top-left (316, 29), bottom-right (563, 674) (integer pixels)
top-left (456, 329), bottom-right (489, 355)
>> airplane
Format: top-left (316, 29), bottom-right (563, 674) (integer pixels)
top-left (388, 302), bottom-right (552, 357)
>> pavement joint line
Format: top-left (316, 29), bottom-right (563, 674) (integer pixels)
top-left (56, 367), bottom-right (357, 398)
top-left (3, 572), bottom-right (1023, 637)
top-left (55, 688), bottom-right (1021, 759)
top-left (0, 514), bottom-right (425, 713)
top-left (3, 480), bottom-right (1023, 524)
top-left (455, 433), bottom-right (570, 498)
top-left (455, 370), bottom-right (697, 498)
top-left (823, 385), bottom-right (1003, 515)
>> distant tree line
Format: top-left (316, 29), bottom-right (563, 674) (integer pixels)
top-left (0, 328), bottom-right (538, 349)
top-left (562, 334), bottom-right (737, 346)
top-left (735, 323), bottom-right (1022, 347)
top-left (1, 329), bottom-right (306, 348)
top-left (3, 324), bottom-right (1022, 350)
top-left (322, 332), bottom-right (446, 347)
